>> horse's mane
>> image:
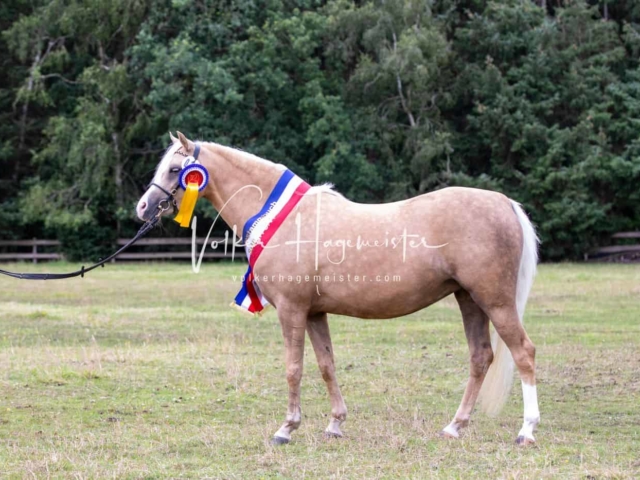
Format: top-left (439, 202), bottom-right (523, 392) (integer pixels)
top-left (158, 140), bottom-right (343, 197)
top-left (211, 143), bottom-right (344, 197)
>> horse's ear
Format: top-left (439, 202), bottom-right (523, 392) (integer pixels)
top-left (177, 131), bottom-right (191, 151)
top-left (169, 132), bottom-right (179, 144)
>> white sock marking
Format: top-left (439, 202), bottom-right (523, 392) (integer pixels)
top-left (518, 382), bottom-right (540, 441)
top-left (442, 422), bottom-right (460, 438)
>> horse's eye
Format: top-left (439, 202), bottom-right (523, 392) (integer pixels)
top-left (169, 167), bottom-right (181, 174)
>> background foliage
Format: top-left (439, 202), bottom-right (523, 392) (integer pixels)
top-left (1, 0), bottom-right (639, 260)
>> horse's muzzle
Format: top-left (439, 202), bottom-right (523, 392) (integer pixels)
top-left (137, 184), bottom-right (179, 221)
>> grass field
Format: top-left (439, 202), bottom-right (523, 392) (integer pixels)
top-left (0, 262), bottom-right (638, 479)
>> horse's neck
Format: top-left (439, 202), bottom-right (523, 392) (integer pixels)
top-left (201, 143), bottom-right (286, 232)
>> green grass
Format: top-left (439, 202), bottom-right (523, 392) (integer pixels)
top-left (0, 262), bottom-right (639, 478)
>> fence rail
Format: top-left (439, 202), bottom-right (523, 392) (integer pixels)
top-left (0, 237), bottom-right (245, 263)
top-left (586, 231), bottom-right (640, 262)
top-left (0, 239), bottom-right (62, 263)
top-left (0, 240), bottom-right (61, 247)
top-left (611, 231), bottom-right (640, 239)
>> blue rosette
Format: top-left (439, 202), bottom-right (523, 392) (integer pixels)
top-left (179, 163), bottom-right (209, 191)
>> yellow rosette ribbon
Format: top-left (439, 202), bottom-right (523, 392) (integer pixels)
top-left (174, 182), bottom-right (200, 228)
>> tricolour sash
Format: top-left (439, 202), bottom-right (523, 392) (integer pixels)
top-left (232, 169), bottom-right (310, 315)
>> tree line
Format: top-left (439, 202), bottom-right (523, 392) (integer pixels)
top-left (1, 0), bottom-right (639, 260)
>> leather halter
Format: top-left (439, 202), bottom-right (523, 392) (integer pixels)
top-left (149, 142), bottom-right (202, 215)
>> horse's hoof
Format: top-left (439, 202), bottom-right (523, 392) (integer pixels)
top-left (439, 428), bottom-right (459, 439)
top-left (515, 435), bottom-right (535, 446)
top-left (270, 436), bottom-right (290, 446)
top-left (323, 431), bottom-right (343, 440)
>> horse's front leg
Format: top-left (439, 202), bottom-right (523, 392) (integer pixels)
top-left (271, 305), bottom-right (307, 445)
top-left (306, 312), bottom-right (347, 438)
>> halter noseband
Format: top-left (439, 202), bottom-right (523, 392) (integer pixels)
top-left (149, 142), bottom-right (202, 215)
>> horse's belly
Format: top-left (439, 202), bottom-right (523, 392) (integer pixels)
top-left (311, 269), bottom-right (459, 319)
top-left (256, 229), bottom-right (458, 319)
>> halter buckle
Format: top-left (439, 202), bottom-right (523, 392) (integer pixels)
top-left (157, 199), bottom-right (173, 213)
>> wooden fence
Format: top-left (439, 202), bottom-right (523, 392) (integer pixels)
top-left (585, 231), bottom-right (640, 262)
top-left (113, 237), bottom-right (245, 261)
top-left (3, 232), bottom-right (638, 263)
top-left (0, 237), bottom-right (245, 263)
top-left (0, 239), bottom-right (62, 263)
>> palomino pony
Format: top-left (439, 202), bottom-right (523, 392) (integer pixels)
top-left (136, 132), bottom-right (540, 446)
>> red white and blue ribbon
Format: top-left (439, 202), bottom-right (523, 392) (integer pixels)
top-left (233, 169), bottom-right (310, 315)
top-left (178, 154), bottom-right (209, 191)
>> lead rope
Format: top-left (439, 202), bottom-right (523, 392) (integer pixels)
top-left (0, 216), bottom-right (160, 281)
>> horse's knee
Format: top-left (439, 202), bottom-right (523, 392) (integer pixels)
top-left (318, 361), bottom-right (335, 383)
top-left (286, 364), bottom-right (303, 386)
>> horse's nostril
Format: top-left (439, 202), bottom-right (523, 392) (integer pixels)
top-left (140, 201), bottom-right (147, 210)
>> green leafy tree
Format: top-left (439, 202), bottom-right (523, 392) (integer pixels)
top-left (0, 0), bottom-right (638, 260)
top-left (448, 0), bottom-right (640, 257)
top-left (3, 0), bottom-right (150, 257)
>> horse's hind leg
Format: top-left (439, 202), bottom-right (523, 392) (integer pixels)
top-left (442, 289), bottom-right (493, 438)
top-left (306, 313), bottom-right (347, 438)
top-left (487, 305), bottom-right (540, 445)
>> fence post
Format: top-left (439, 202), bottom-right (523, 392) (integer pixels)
top-left (32, 238), bottom-right (37, 264)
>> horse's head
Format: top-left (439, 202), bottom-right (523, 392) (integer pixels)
top-left (136, 131), bottom-right (204, 222)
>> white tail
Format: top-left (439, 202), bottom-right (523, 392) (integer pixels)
top-left (478, 201), bottom-right (539, 416)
